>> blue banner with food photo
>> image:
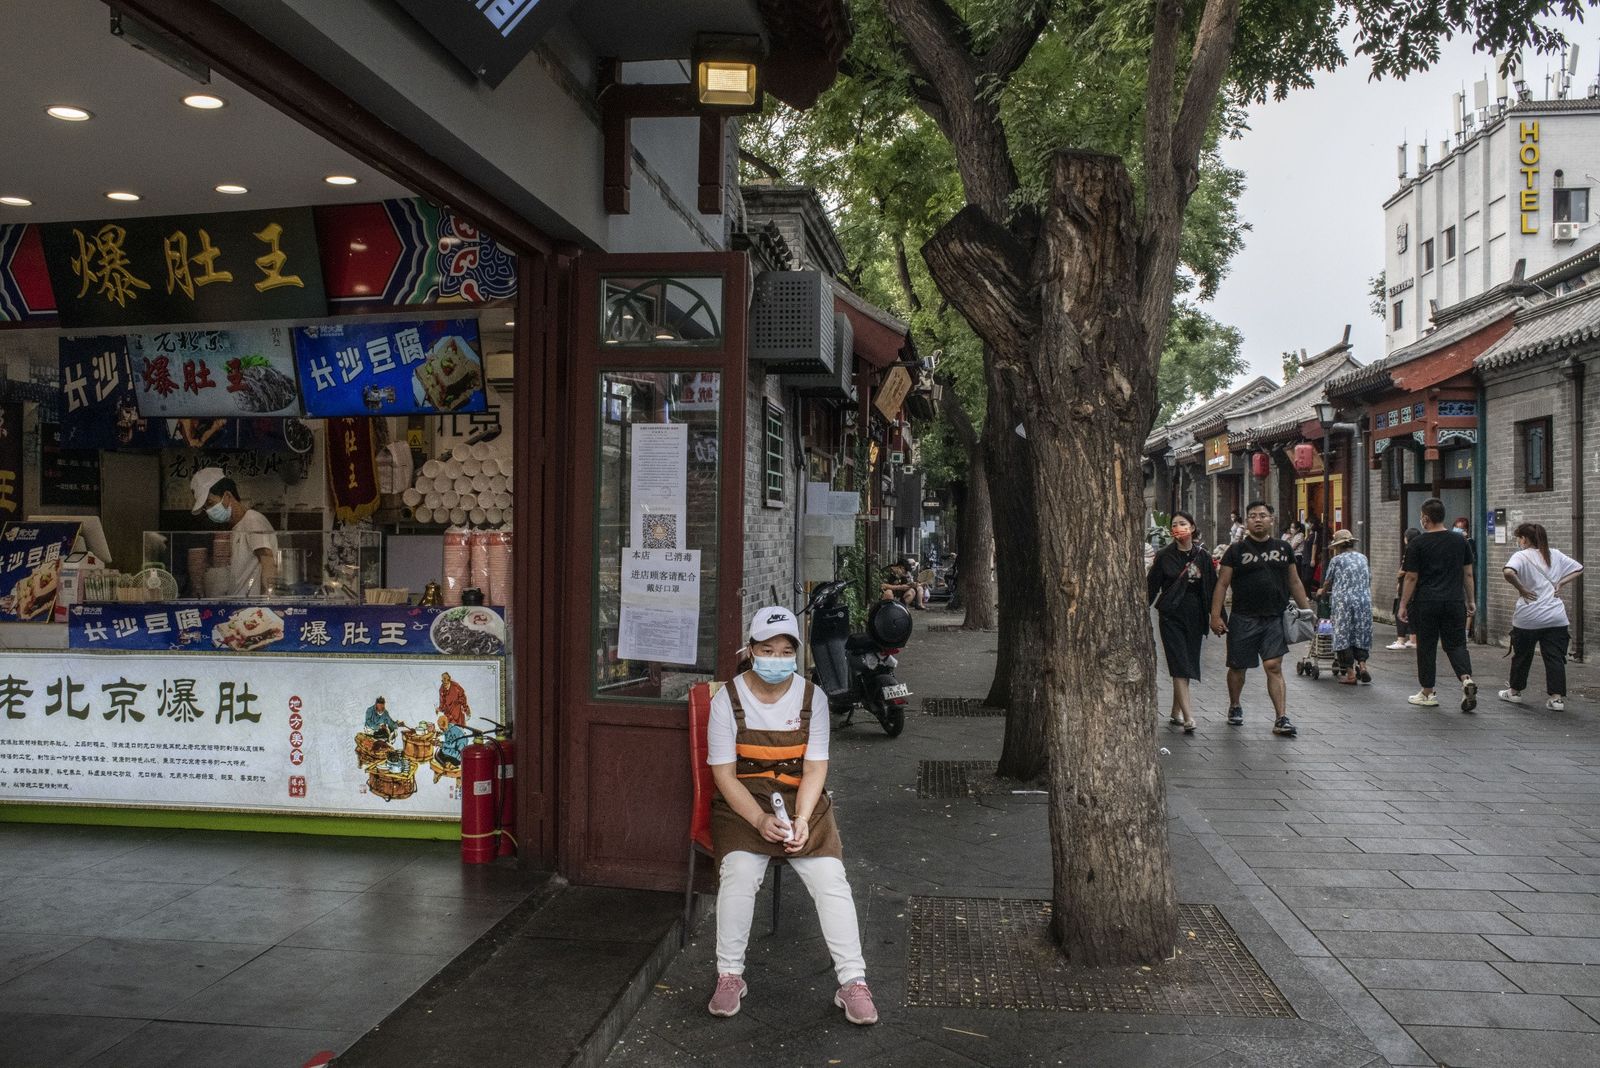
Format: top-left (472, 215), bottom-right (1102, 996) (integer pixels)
top-left (68, 602), bottom-right (507, 656)
top-left (294, 318), bottom-right (486, 417)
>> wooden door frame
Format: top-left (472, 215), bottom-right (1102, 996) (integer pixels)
top-left (559, 252), bottom-right (749, 889)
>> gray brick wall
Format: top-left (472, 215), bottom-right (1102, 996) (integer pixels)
top-left (1481, 359), bottom-right (1580, 646)
top-left (743, 369), bottom-right (797, 626)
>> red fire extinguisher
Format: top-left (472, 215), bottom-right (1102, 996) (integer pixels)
top-left (493, 727), bottom-right (517, 858)
top-left (461, 735), bottom-right (497, 865)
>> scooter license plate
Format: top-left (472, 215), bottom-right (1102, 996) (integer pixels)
top-left (881, 684), bottom-right (911, 700)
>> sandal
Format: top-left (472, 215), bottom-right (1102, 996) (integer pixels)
top-left (1183, 721), bottom-right (1196, 734)
top-left (1338, 674), bottom-right (1358, 685)
top-left (1169, 716), bottom-right (1184, 726)
top-left (1356, 665), bottom-right (1371, 684)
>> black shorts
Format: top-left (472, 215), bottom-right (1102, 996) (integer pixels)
top-left (1226, 613), bottom-right (1288, 669)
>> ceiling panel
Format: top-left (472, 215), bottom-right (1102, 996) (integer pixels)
top-left (0, 0), bottom-right (414, 224)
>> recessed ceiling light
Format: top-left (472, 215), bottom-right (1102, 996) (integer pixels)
top-left (105, 191), bottom-right (141, 202)
top-left (183, 93), bottom-right (226, 110)
top-left (215, 184), bottom-right (248, 195)
top-left (0, 196), bottom-right (31, 208)
top-left (504, 320), bottom-right (515, 327)
top-left (46, 105), bottom-right (92, 122)
top-left (324, 175), bottom-right (359, 186)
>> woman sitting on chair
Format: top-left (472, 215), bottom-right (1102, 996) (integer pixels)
top-left (704, 606), bottom-right (878, 1026)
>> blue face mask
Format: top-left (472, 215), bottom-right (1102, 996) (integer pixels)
top-left (751, 656), bottom-right (797, 684)
top-left (206, 502), bottom-right (231, 524)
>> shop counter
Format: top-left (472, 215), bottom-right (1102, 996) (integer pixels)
top-left (0, 603), bottom-right (508, 838)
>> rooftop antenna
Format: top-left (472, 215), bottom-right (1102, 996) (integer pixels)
top-left (1495, 55), bottom-right (1510, 105)
top-left (1473, 77), bottom-right (1489, 117)
top-left (1566, 43), bottom-right (1581, 98)
top-left (1453, 90), bottom-right (1466, 137)
top-left (1397, 142), bottom-right (1408, 179)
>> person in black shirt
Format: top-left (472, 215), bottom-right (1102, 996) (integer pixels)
top-left (1210, 500), bottom-right (1313, 737)
top-left (1147, 511), bottom-right (1216, 733)
top-left (1400, 498), bottom-right (1478, 710)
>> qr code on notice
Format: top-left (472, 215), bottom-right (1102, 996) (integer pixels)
top-left (642, 513), bottom-right (678, 549)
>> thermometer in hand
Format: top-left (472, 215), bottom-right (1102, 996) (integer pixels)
top-left (770, 793), bottom-right (797, 843)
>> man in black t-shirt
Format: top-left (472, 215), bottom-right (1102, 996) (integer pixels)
top-left (1210, 500), bottom-right (1313, 737)
top-left (1400, 497), bottom-right (1478, 711)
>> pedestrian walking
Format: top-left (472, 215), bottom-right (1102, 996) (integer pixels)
top-left (1499, 522), bottom-right (1584, 711)
top-left (1398, 497), bottom-right (1478, 711)
top-left (1228, 511), bottom-right (1246, 544)
top-left (1387, 527), bottom-right (1421, 649)
top-left (1147, 511), bottom-right (1216, 733)
top-left (1305, 516), bottom-right (1326, 589)
top-left (1319, 528), bottom-right (1373, 684)
top-left (704, 606), bottom-right (878, 1026)
top-left (1210, 501), bottom-right (1313, 737)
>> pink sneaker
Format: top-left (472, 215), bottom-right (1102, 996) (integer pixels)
top-left (707, 974), bottom-right (747, 1017)
top-left (834, 980), bottom-right (879, 1025)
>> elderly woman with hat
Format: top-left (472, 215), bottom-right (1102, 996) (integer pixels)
top-left (1318, 528), bottom-right (1374, 684)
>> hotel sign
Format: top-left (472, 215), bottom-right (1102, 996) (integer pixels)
top-left (1519, 121), bottom-right (1541, 234)
top-left (391, 0), bottom-right (584, 87)
top-left (1204, 434), bottom-right (1232, 473)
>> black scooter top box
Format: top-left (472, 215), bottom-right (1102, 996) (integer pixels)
top-left (866, 600), bottom-right (913, 648)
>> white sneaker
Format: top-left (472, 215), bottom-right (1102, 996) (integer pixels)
top-left (1386, 640), bottom-right (1408, 650)
top-left (1407, 691), bottom-right (1440, 707)
top-left (1547, 697), bottom-right (1566, 711)
top-left (1460, 678), bottom-right (1477, 713)
top-left (1498, 689), bottom-right (1524, 704)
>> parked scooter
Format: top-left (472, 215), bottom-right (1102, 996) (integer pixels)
top-left (801, 579), bottom-right (912, 737)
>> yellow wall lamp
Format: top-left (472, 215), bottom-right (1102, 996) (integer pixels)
top-left (600, 34), bottom-right (765, 216)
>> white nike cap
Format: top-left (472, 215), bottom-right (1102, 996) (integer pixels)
top-left (749, 605), bottom-right (800, 644)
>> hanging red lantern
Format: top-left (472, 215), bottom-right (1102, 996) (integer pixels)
top-left (1250, 452), bottom-right (1270, 478)
top-left (1292, 442), bottom-right (1317, 472)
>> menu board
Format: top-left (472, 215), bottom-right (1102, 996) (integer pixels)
top-left (0, 650), bottom-right (502, 820)
top-left (295, 319), bottom-right (487, 417)
top-left (129, 328), bottom-right (301, 418)
top-left (0, 522), bottom-right (79, 623)
top-left (39, 424), bottom-right (100, 508)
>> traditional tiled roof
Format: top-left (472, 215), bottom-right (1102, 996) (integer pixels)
top-left (1144, 375), bottom-right (1277, 450)
top-left (1477, 287), bottom-right (1600, 371)
top-left (1326, 297), bottom-right (1523, 397)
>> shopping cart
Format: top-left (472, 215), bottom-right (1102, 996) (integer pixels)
top-left (1296, 594), bottom-right (1337, 680)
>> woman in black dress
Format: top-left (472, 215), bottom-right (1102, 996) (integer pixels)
top-left (1146, 511), bottom-right (1216, 732)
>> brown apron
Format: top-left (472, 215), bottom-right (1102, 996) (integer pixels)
top-left (709, 674), bottom-right (843, 865)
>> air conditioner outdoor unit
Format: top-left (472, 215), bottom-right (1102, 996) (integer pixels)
top-left (750, 271), bottom-right (835, 374)
top-left (1555, 221), bottom-right (1582, 241)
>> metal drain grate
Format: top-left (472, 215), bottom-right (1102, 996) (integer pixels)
top-left (922, 697), bottom-right (1004, 717)
top-left (905, 897), bottom-right (1295, 1018)
top-left (916, 760), bottom-right (997, 799)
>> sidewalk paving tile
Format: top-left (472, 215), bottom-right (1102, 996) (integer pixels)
top-left (0, 1011), bottom-right (146, 1068)
top-left (82, 1021), bottom-right (358, 1068)
top-left (1342, 957), bottom-right (1516, 991)
top-left (1370, 988), bottom-right (1600, 1030)
top-left (1290, 909), bottom-right (1524, 934)
top-left (1407, 1024), bottom-right (1600, 1067)
top-left (0, 937), bottom-right (267, 1018)
top-left (1317, 932), bottom-right (1509, 960)
top-left (1483, 935), bottom-right (1600, 964)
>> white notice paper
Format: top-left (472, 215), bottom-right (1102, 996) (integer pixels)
top-left (629, 423), bottom-right (688, 549)
top-left (618, 604), bottom-right (698, 665)
top-left (617, 548), bottom-right (702, 665)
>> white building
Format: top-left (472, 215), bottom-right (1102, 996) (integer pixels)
top-left (1384, 95), bottom-right (1600, 352)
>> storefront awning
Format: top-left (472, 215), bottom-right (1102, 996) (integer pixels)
top-left (833, 283), bottom-right (913, 369)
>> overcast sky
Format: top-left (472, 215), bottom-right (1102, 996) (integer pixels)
top-left (1210, 18), bottom-right (1596, 385)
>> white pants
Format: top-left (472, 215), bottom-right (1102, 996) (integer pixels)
top-left (715, 851), bottom-right (867, 985)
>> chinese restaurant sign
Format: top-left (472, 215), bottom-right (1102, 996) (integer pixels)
top-left (295, 319), bottom-right (487, 417)
top-left (391, 0), bottom-right (583, 86)
top-left (129, 328), bottom-right (301, 418)
top-left (0, 522), bottom-right (80, 624)
top-left (70, 603), bottom-right (508, 658)
top-left (39, 208), bottom-right (326, 328)
top-left (0, 404), bottom-right (22, 525)
top-left (0, 650), bottom-right (502, 820)
top-left (58, 335), bottom-right (161, 450)
top-left (1204, 434), bottom-right (1232, 474)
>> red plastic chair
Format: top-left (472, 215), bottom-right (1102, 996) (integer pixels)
top-left (684, 681), bottom-right (784, 945)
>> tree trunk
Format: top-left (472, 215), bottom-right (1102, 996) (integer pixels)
top-left (1027, 151), bottom-right (1174, 964)
top-left (958, 440), bottom-right (997, 631)
top-left (985, 363), bottom-right (1048, 781)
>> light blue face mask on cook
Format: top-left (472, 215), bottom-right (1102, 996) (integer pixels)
top-left (751, 656), bottom-right (797, 684)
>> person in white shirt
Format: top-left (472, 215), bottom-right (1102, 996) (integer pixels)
top-left (703, 606), bottom-right (876, 1027)
top-left (190, 466), bottom-right (279, 597)
top-left (1499, 522), bottom-right (1583, 711)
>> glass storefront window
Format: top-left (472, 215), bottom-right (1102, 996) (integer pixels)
top-left (601, 276), bottom-right (723, 346)
top-left (592, 371), bottom-right (721, 700)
